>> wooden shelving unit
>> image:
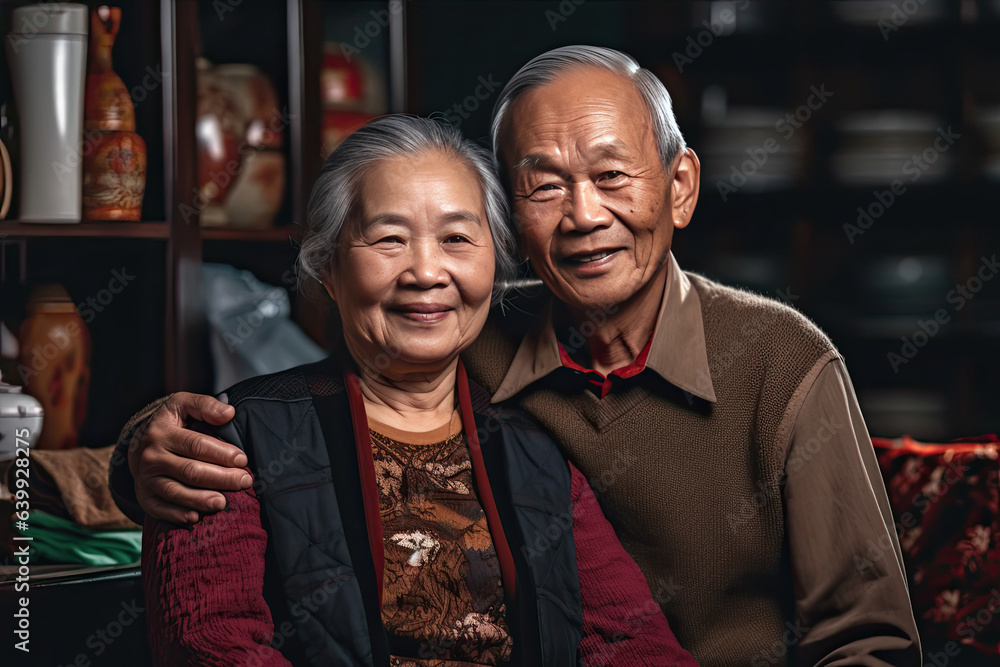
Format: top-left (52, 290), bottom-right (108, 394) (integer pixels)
top-left (0, 220), bottom-right (171, 238)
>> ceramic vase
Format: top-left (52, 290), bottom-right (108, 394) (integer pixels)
top-left (196, 59), bottom-right (285, 229)
top-left (82, 6), bottom-right (146, 221)
top-left (18, 285), bottom-right (91, 451)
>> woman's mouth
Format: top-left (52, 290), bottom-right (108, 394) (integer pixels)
top-left (392, 303), bottom-right (454, 323)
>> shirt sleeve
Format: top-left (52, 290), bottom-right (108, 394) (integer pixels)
top-left (569, 462), bottom-right (699, 667)
top-left (142, 471), bottom-right (290, 666)
top-left (108, 395), bottom-right (171, 525)
top-left (784, 357), bottom-right (922, 666)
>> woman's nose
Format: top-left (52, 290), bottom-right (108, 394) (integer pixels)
top-left (401, 241), bottom-right (450, 288)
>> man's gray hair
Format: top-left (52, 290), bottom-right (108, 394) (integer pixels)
top-left (490, 45), bottom-right (686, 170)
top-left (297, 115), bottom-right (517, 303)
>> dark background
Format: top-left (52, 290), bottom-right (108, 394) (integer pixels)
top-left (0, 2), bottom-right (999, 665)
top-left (1, 0), bottom-right (998, 450)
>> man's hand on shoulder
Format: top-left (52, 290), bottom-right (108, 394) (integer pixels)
top-left (130, 392), bottom-right (251, 524)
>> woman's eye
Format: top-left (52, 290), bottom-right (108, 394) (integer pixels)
top-left (444, 235), bottom-right (469, 244)
top-left (376, 236), bottom-right (403, 245)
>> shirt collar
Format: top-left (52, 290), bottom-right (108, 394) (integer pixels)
top-left (491, 252), bottom-right (717, 404)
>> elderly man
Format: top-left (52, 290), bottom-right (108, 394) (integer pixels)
top-left (110, 47), bottom-right (920, 665)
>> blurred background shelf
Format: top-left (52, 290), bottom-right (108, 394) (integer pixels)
top-left (0, 220), bottom-right (170, 239)
top-left (199, 226), bottom-right (300, 242)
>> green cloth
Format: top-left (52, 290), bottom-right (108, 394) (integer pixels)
top-left (13, 510), bottom-right (141, 566)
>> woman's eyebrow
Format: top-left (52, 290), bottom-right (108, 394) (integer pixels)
top-left (363, 213), bottom-right (410, 228)
top-left (439, 210), bottom-right (483, 225)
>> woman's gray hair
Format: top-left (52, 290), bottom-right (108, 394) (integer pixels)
top-left (297, 115), bottom-right (517, 303)
top-left (490, 45), bottom-right (686, 171)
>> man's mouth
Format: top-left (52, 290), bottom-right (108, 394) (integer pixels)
top-left (563, 249), bottom-right (620, 264)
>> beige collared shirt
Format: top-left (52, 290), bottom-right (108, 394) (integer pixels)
top-left (489, 252), bottom-right (920, 665)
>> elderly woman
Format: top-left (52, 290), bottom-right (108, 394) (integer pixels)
top-left (139, 116), bottom-right (695, 666)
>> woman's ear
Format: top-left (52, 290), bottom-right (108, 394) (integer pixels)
top-left (320, 269), bottom-right (337, 302)
top-left (671, 147), bottom-right (700, 230)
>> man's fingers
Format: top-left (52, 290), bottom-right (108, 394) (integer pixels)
top-left (169, 428), bottom-right (247, 468)
top-left (144, 450), bottom-right (251, 492)
top-left (153, 476), bottom-right (232, 513)
top-left (168, 391), bottom-right (236, 426)
top-left (137, 491), bottom-right (200, 525)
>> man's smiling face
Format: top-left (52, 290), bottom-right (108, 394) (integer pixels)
top-left (502, 66), bottom-right (680, 312)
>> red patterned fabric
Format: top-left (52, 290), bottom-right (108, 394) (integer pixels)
top-left (873, 434), bottom-right (1000, 664)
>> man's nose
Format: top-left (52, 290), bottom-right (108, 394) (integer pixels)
top-left (403, 241), bottom-right (450, 288)
top-left (562, 181), bottom-right (612, 233)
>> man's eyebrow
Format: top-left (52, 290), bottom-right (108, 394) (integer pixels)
top-left (513, 153), bottom-right (552, 171)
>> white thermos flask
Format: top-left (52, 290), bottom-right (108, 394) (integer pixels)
top-left (5, 3), bottom-right (88, 222)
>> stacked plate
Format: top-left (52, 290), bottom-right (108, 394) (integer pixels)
top-left (0, 138), bottom-right (10, 220)
top-left (831, 110), bottom-right (954, 185)
top-left (976, 105), bottom-right (1000, 180)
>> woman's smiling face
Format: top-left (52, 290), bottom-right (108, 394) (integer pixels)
top-left (324, 149), bottom-right (496, 376)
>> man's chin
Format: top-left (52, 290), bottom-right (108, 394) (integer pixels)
top-left (553, 288), bottom-right (629, 317)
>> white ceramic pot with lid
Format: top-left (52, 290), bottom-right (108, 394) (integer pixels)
top-left (0, 372), bottom-right (44, 461)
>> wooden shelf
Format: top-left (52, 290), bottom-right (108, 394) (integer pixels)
top-left (0, 220), bottom-right (170, 239)
top-left (200, 226), bottom-right (301, 242)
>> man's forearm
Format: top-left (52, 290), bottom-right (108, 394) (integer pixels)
top-left (107, 394), bottom-right (171, 525)
top-left (785, 359), bottom-right (921, 666)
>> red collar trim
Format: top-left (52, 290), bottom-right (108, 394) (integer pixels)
top-left (456, 362), bottom-right (517, 598)
top-left (557, 334), bottom-right (654, 398)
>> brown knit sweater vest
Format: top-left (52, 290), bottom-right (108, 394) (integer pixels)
top-left (463, 273), bottom-right (837, 667)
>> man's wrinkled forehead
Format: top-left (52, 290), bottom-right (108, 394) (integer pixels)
top-left (512, 138), bottom-right (636, 174)
top-left (498, 67), bottom-right (652, 166)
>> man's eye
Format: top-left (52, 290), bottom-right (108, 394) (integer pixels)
top-left (444, 235), bottom-right (469, 244)
top-left (376, 236), bottom-right (403, 245)
top-left (599, 171), bottom-right (626, 182)
top-left (529, 184), bottom-right (560, 197)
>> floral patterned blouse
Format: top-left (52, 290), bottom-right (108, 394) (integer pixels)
top-left (369, 412), bottom-right (512, 666)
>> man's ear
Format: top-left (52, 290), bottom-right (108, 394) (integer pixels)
top-left (671, 148), bottom-right (700, 229)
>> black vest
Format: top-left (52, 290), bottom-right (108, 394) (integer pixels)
top-left (204, 357), bottom-right (584, 666)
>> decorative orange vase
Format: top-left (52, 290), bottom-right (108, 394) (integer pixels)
top-left (18, 285), bottom-right (91, 450)
top-left (196, 59), bottom-right (286, 229)
top-left (82, 6), bottom-right (146, 222)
